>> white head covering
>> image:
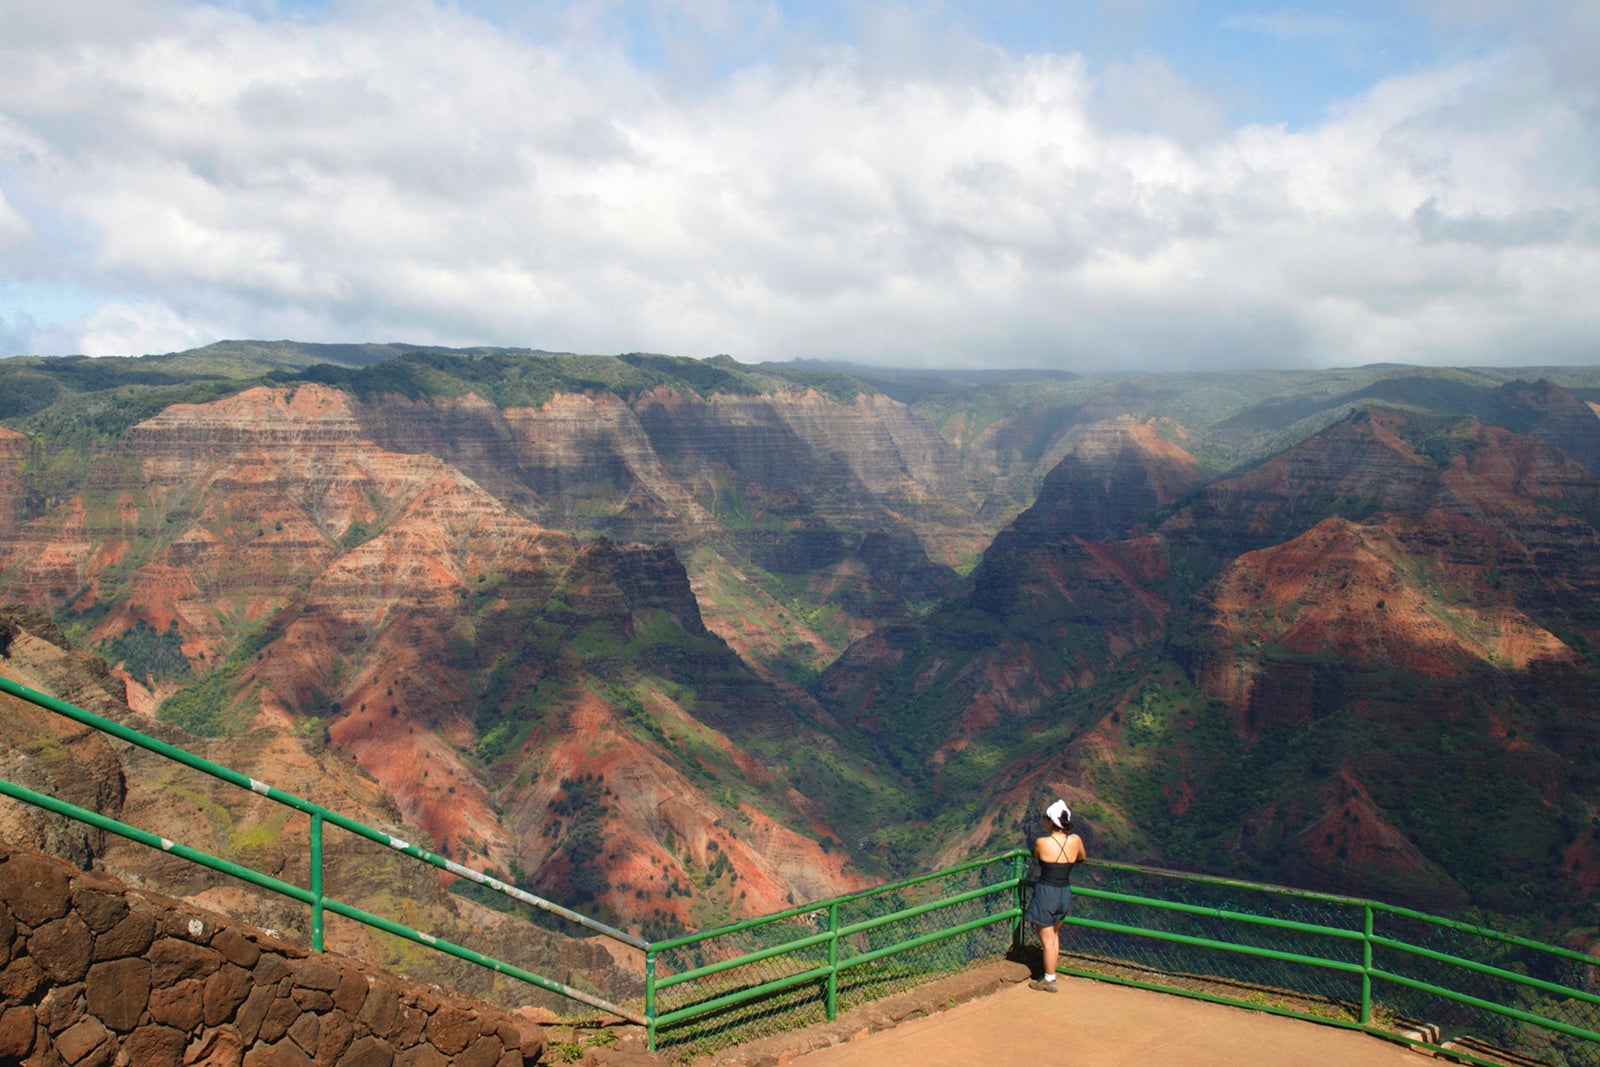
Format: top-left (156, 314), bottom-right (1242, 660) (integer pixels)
top-left (1046, 799), bottom-right (1071, 829)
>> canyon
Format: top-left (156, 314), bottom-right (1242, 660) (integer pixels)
top-left (1, 346), bottom-right (1598, 965)
top-left (824, 399), bottom-right (1600, 924)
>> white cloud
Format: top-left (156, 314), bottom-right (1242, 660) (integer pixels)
top-left (0, 1), bottom-right (1597, 369)
top-left (52, 299), bottom-right (216, 358)
top-left (0, 189), bottom-right (31, 263)
top-left (0, 311), bottom-right (31, 358)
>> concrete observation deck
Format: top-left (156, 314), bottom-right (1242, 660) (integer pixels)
top-left (696, 961), bottom-right (1433, 1067)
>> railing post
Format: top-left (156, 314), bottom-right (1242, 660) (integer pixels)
top-left (310, 812), bottom-right (325, 952)
top-left (1360, 904), bottom-right (1373, 1023)
top-left (1012, 851), bottom-right (1027, 952)
top-left (826, 902), bottom-right (840, 1021)
top-left (0, 673), bottom-right (650, 1023)
top-left (646, 951), bottom-right (657, 1051)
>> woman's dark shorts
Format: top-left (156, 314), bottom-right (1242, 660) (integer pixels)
top-left (1025, 883), bottom-right (1073, 927)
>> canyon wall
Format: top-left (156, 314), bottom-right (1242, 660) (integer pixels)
top-left (6, 349), bottom-right (1600, 943)
top-left (817, 406), bottom-right (1600, 918)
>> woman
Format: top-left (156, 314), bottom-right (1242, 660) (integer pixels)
top-left (1025, 798), bottom-right (1085, 992)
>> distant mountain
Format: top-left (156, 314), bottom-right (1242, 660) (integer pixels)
top-left (0, 349), bottom-right (993, 684)
top-left (759, 359), bottom-right (1079, 405)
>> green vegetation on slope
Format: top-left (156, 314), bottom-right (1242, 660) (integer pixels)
top-left (286, 348), bottom-right (875, 409)
top-left (101, 619), bottom-right (191, 683)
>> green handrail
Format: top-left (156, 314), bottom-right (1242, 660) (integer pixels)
top-left (647, 850), bottom-right (1011, 953)
top-left (654, 879), bottom-right (1019, 993)
top-left (1370, 896), bottom-right (1600, 970)
top-left (1066, 909), bottom-right (1369, 977)
top-left (1373, 933), bottom-right (1600, 1009)
top-left (1070, 883), bottom-right (1370, 944)
top-left (0, 674), bottom-right (642, 946)
top-left (645, 859), bottom-right (1024, 1049)
top-left (838, 910), bottom-right (1016, 972)
top-left (1371, 968), bottom-right (1600, 1046)
top-left (0, 777), bottom-right (315, 906)
top-left (0, 672), bottom-right (644, 1022)
top-left (644, 851), bottom-right (1599, 1059)
top-left (0, 775), bottom-right (645, 1023)
top-left (1057, 859), bottom-right (1600, 1065)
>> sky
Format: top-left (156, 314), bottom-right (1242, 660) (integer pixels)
top-left (1, 1), bottom-right (1597, 373)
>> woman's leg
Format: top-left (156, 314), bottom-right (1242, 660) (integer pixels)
top-left (1038, 922), bottom-right (1059, 977)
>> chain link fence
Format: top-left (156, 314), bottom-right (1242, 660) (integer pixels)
top-left (1372, 906), bottom-right (1600, 1067)
top-left (1063, 863), bottom-right (1369, 1019)
top-left (648, 853), bottom-right (1598, 1063)
top-left (1059, 862), bottom-right (1600, 1067)
top-left (649, 855), bottom-right (1022, 1057)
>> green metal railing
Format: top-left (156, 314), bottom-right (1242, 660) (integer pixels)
top-left (637, 849), bottom-right (1599, 1062)
top-left (645, 851), bottom-right (1025, 1053)
top-left (1063, 859), bottom-right (1600, 1067)
top-left (0, 671), bottom-right (1027, 1053)
top-left (0, 673), bottom-right (647, 1023)
top-left (3, 671), bottom-right (1598, 1063)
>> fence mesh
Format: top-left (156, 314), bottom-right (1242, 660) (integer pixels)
top-left (1372, 908), bottom-right (1600, 1067)
top-left (651, 856), bottom-right (1021, 1057)
top-left (1062, 864), bottom-right (1368, 1020)
top-left (1058, 864), bottom-right (1599, 1067)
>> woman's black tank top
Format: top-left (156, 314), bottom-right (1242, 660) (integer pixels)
top-left (1038, 858), bottom-right (1074, 887)
top-left (1038, 835), bottom-right (1075, 887)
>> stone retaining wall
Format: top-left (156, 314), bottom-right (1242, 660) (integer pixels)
top-left (0, 843), bottom-right (547, 1066)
